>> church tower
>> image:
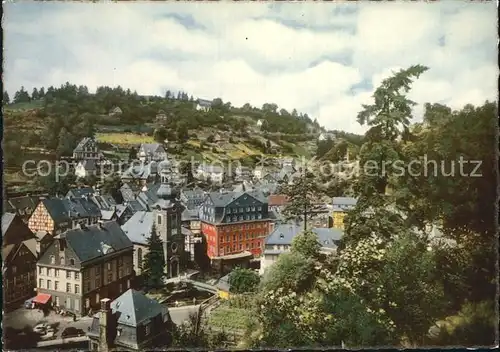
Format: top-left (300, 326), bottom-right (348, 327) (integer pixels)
top-left (153, 168), bottom-right (185, 278)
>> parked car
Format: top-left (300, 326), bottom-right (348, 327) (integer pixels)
top-left (24, 298), bottom-right (34, 309)
top-left (61, 327), bottom-right (85, 338)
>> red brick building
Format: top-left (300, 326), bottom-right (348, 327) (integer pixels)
top-left (200, 191), bottom-right (274, 258)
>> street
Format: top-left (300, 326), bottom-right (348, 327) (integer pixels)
top-left (3, 307), bottom-right (92, 338)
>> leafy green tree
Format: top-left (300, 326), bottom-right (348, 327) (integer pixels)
top-left (56, 127), bottom-right (75, 157)
top-left (142, 223), bottom-right (166, 289)
top-left (3, 91), bottom-right (10, 104)
top-left (280, 169), bottom-right (320, 231)
top-left (128, 146), bottom-right (137, 161)
top-left (154, 127), bottom-right (168, 143)
top-left (229, 268), bottom-right (260, 294)
top-left (13, 86), bottom-right (31, 103)
top-left (291, 230), bottom-right (321, 259)
top-left (260, 252), bottom-right (316, 294)
top-left (177, 124), bottom-right (189, 142)
top-left (101, 175), bottom-right (123, 203)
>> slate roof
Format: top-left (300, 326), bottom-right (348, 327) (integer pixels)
top-left (181, 208), bottom-right (199, 221)
top-left (51, 221), bottom-right (132, 264)
top-left (121, 211), bottom-right (154, 245)
top-left (79, 159), bottom-right (97, 171)
top-left (197, 99), bottom-right (212, 107)
top-left (180, 189), bottom-right (206, 207)
top-left (66, 187), bottom-right (94, 198)
top-left (139, 143), bottom-right (164, 156)
top-left (265, 223), bottom-right (343, 249)
top-left (2, 213), bottom-right (36, 245)
top-left (74, 137), bottom-right (94, 152)
top-left (42, 197), bottom-right (102, 224)
top-left (120, 184), bottom-right (138, 202)
top-left (4, 195), bottom-right (41, 214)
top-left (125, 199), bottom-right (148, 213)
top-left (101, 210), bottom-right (116, 221)
top-left (111, 289), bottom-right (168, 327)
top-left (122, 162), bottom-right (159, 180)
top-left (332, 197), bottom-right (358, 211)
top-left (137, 183), bottom-right (161, 209)
top-left (2, 213), bottom-right (16, 237)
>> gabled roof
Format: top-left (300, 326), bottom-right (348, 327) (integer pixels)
top-left (110, 289), bottom-right (168, 327)
top-left (139, 143), bottom-right (165, 155)
top-left (121, 211), bottom-right (153, 245)
top-left (50, 221), bottom-right (132, 264)
top-left (265, 223), bottom-right (343, 249)
top-left (5, 196), bottom-right (40, 213)
top-left (66, 187), bottom-right (94, 198)
top-left (332, 197), bottom-right (358, 211)
top-left (74, 137), bottom-right (95, 152)
top-left (197, 99), bottom-right (212, 107)
top-left (2, 213), bottom-right (35, 245)
top-left (42, 197), bottom-right (101, 224)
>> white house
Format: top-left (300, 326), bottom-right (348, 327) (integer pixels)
top-left (259, 223), bottom-right (343, 275)
top-left (75, 159), bottom-right (97, 178)
top-left (195, 99), bottom-right (212, 112)
top-left (196, 165), bottom-right (224, 183)
top-left (73, 137), bottom-right (100, 161)
top-left (253, 166), bottom-right (265, 180)
top-left (137, 143), bottom-right (168, 162)
top-left (256, 119), bottom-right (263, 128)
top-left (109, 106), bottom-right (123, 116)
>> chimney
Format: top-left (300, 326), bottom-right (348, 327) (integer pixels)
top-left (99, 298), bottom-right (112, 352)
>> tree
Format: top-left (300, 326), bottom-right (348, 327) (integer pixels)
top-left (101, 175), bottom-right (123, 203)
top-left (154, 127), bottom-right (168, 143)
top-left (32, 87), bottom-right (39, 100)
top-left (206, 134), bottom-right (215, 143)
top-left (3, 91), bottom-right (10, 104)
top-left (142, 223), bottom-right (166, 289)
top-left (180, 160), bottom-right (195, 185)
top-left (128, 146), bottom-right (137, 161)
top-left (165, 90), bottom-right (171, 99)
top-left (291, 230), bottom-right (321, 259)
top-left (229, 268), bottom-right (260, 294)
top-left (177, 124), bottom-right (189, 142)
top-left (280, 169), bottom-right (320, 231)
top-left (39, 87), bottom-right (45, 98)
top-left (56, 127), bottom-right (74, 157)
top-left (13, 86), bottom-right (31, 103)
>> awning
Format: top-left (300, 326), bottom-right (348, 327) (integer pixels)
top-left (32, 293), bottom-right (52, 304)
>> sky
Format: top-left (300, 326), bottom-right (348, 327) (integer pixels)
top-left (3, 1), bottom-right (497, 134)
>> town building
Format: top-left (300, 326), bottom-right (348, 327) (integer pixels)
top-left (73, 137), bottom-right (100, 161)
top-left (3, 194), bottom-right (45, 222)
top-left (137, 143), bottom-right (167, 162)
top-left (2, 213), bottom-right (38, 310)
top-left (200, 190), bottom-right (273, 259)
top-left (28, 197), bottom-right (102, 235)
top-left (121, 162), bottom-right (161, 185)
top-left (156, 109), bottom-right (167, 121)
top-left (179, 188), bottom-right (206, 210)
top-left (196, 164), bottom-right (225, 183)
top-left (329, 197), bottom-right (358, 230)
top-left (75, 159), bottom-right (97, 178)
top-left (35, 221), bottom-right (134, 316)
top-left (195, 98), bottom-right (212, 112)
top-left (260, 224), bottom-right (343, 275)
top-left (87, 291), bottom-right (172, 351)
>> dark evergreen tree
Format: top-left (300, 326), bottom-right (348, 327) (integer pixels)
top-left (142, 223), bottom-right (166, 289)
top-left (3, 91), bottom-right (10, 104)
top-left (128, 146), bottom-right (137, 161)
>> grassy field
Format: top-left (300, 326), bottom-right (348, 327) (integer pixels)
top-left (95, 132), bottom-right (155, 146)
top-left (207, 306), bottom-right (254, 331)
top-left (4, 100), bottom-right (45, 112)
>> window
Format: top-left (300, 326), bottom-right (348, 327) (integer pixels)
top-left (119, 268), bottom-right (123, 278)
top-left (47, 268), bottom-right (52, 277)
top-left (55, 281), bottom-right (59, 290)
top-left (39, 279), bottom-right (44, 288)
top-left (157, 215), bottom-right (162, 225)
top-left (54, 269), bottom-right (59, 277)
top-left (50, 256), bottom-right (55, 264)
top-left (75, 285), bottom-right (80, 294)
top-left (119, 283), bottom-right (123, 293)
top-left (60, 257), bottom-right (65, 265)
top-left (47, 280), bottom-right (52, 290)
top-left (246, 233), bottom-right (249, 239)
top-left (239, 244), bottom-right (242, 250)
top-left (66, 283), bottom-right (71, 293)
top-left (246, 243), bottom-right (249, 249)
top-left (107, 272), bottom-right (113, 283)
top-left (75, 272), bottom-right (79, 280)
top-left (107, 262), bottom-right (111, 270)
top-left (95, 267), bottom-right (100, 275)
top-left (86, 281), bottom-right (91, 293)
top-left (95, 279), bottom-right (100, 288)
top-left (145, 324), bottom-right (151, 336)
top-left (257, 207), bottom-right (262, 211)
top-left (126, 266), bottom-right (131, 275)
top-left (220, 236), bottom-right (224, 243)
top-left (226, 235), bottom-right (229, 242)
top-left (239, 234), bottom-right (242, 240)
top-left (118, 257), bottom-right (123, 266)
top-left (12, 266), bottom-right (17, 274)
top-left (96, 293), bottom-right (100, 303)
top-left (138, 248), bottom-right (143, 269)
top-left (258, 214), bottom-right (262, 219)
top-left (66, 271), bottom-right (71, 279)
top-left (83, 270), bottom-right (89, 279)
top-left (127, 279), bottom-right (130, 288)
top-left (39, 267), bottom-right (43, 275)
top-left (70, 258), bottom-right (75, 265)
top-left (55, 296), bottom-right (60, 306)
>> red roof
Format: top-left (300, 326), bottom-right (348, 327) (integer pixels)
top-left (33, 293), bottom-right (52, 304)
top-left (268, 195), bottom-right (289, 207)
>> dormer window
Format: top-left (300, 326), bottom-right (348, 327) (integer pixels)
top-left (60, 257), bottom-right (65, 265)
top-left (50, 255), bottom-right (55, 264)
top-left (70, 258), bottom-right (75, 266)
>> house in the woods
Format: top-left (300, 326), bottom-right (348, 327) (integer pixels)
top-left (87, 290), bottom-right (171, 351)
top-left (195, 99), bottom-right (212, 112)
top-left (329, 197), bottom-right (358, 230)
top-left (75, 159), bottom-right (97, 179)
top-left (109, 106), bottom-right (123, 116)
top-left (73, 137), bottom-right (100, 161)
top-left (156, 109), bottom-right (167, 121)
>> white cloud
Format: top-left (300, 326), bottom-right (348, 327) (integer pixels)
top-left (3, 2), bottom-right (497, 135)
